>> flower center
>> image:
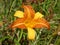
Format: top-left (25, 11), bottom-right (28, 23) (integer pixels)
top-left (25, 19), bottom-right (35, 28)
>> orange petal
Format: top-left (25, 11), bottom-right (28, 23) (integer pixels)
top-left (33, 18), bottom-right (50, 29)
top-left (10, 18), bottom-right (26, 29)
top-left (22, 5), bottom-right (35, 19)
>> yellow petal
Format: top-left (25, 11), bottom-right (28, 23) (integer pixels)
top-left (14, 11), bottom-right (24, 18)
top-left (27, 27), bottom-right (36, 40)
top-left (34, 12), bottom-right (44, 19)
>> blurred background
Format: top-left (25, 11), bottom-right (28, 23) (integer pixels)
top-left (0, 0), bottom-right (60, 45)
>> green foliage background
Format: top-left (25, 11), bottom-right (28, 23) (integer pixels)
top-left (0, 0), bottom-right (60, 45)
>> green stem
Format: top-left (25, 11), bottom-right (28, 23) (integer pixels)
top-left (33, 29), bottom-right (43, 45)
top-left (47, 36), bottom-right (53, 45)
top-left (53, 0), bottom-right (57, 8)
top-left (18, 29), bottom-right (23, 42)
top-left (9, 0), bottom-right (16, 12)
top-left (54, 36), bottom-right (60, 45)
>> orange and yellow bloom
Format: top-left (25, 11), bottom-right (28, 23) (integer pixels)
top-left (10, 5), bottom-right (50, 40)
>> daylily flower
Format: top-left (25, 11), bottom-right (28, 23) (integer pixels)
top-left (10, 5), bottom-right (50, 40)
